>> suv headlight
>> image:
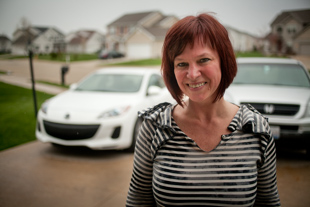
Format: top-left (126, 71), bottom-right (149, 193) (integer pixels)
top-left (98, 106), bottom-right (131, 118)
top-left (305, 99), bottom-right (310, 117)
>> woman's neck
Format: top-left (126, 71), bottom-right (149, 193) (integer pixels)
top-left (184, 98), bottom-right (232, 123)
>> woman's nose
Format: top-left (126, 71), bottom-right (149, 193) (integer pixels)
top-left (187, 64), bottom-right (201, 80)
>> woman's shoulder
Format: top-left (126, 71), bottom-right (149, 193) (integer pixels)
top-left (138, 102), bottom-right (175, 128)
top-left (230, 104), bottom-right (272, 137)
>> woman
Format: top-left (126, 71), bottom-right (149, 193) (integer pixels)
top-left (126, 13), bottom-right (280, 206)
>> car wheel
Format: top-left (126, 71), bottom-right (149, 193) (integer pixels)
top-left (127, 117), bottom-right (143, 152)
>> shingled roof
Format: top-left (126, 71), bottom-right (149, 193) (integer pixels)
top-left (108, 11), bottom-right (157, 26)
top-left (271, 9), bottom-right (310, 26)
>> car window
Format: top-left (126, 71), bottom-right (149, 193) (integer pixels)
top-left (148, 74), bottom-right (165, 88)
top-left (233, 63), bottom-right (310, 87)
top-left (76, 74), bottom-right (143, 92)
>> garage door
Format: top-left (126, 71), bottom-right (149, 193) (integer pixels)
top-left (127, 44), bottom-right (151, 59)
top-left (300, 44), bottom-right (310, 55)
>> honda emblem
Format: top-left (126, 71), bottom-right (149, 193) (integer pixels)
top-left (263, 104), bottom-right (275, 114)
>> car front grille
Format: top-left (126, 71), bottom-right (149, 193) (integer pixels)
top-left (241, 103), bottom-right (300, 116)
top-left (43, 120), bottom-right (100, 140)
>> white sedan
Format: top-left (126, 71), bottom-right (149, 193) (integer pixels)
top-left (225, 57), bottom-right (310, 154)
top-left (36, 67), bottom-right (174, 151)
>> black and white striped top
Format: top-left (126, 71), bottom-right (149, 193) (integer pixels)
top-left (126, 103), bottom-right (280, 207)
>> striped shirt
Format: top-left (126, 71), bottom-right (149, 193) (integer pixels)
top-left (126, 103), bottom-right (281, 207)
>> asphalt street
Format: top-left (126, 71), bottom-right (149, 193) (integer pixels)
top-left (0, 57), bottom-right (310, 207)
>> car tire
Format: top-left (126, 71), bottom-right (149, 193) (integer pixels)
top-left (127, 117), bottom-right (143, 152)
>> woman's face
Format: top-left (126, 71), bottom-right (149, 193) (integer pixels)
top-left (174, 40), bottom-right (221, 104)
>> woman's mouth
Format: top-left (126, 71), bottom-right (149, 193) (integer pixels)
top-left (187, 82), bottom-right (207, 89)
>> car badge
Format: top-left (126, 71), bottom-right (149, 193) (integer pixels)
top-left (263, 104), bottom-right (275, 114)
top-left (65, 113), bottom-right (70, 119)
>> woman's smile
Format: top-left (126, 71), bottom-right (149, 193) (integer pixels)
top-left (187, 82), bottom-right (207, 89)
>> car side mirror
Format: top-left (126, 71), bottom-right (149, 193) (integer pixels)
top-left (69, 83), bottom-right (78, 90)
top-left (147, 85), bottom-right (161, 96)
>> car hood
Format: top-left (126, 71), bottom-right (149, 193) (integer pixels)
top-left (44, 90), bottom-right (141, 121)
top-left (224, 84), bottom-right (310, 105)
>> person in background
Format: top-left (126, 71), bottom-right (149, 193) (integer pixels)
top-left (126, 13), bottom-right (281, 207)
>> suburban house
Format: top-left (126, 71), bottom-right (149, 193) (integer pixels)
top-left (11, 27), bottom-right (65, 55)
top-left (106, 11), bottom-right (260, 59)
top-left (226, 26), bottom-right (260, 52)
top-left (106, 11), bottom-right (179, 59)
top-left (0, 35), bottom-right (11, 53)
top-left (66, 30), bottom-right (105, 54)
top-left (268, 9), bottom-right (310, 55)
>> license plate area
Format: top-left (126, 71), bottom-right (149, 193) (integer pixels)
top-left (270, 126), bottom-right (280, 139)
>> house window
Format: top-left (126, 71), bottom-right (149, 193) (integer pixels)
top-left (287, 25), bottom-right (297, 35)
top-left (109, 27), bottom-right (115, 35)
top-left (276, 26), bottom-right (282, 34)
top-left (119, 26), bottom-right (127, 35)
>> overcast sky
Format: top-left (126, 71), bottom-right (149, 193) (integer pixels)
top-left (0, 0), bottom-right (309, 38)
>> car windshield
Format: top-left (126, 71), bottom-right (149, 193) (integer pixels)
top-left (233, 63), bottom-right (310, 87)
top-left (76, 73), bottom-right (143, 92)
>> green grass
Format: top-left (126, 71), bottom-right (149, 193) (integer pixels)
top-left (36, 80), bottom-right (69, 88)
top-left (0, 82), bottom-right (54, 151)
top-left (108, 58), bottom-right (162, 66)
top-left (38, 53), bottom-right (98, 62)
top-left (236, 51), bottom-right (265, 57)
top-left (3, 53), bottom-right (99, 62)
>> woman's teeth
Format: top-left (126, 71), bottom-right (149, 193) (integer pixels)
top-left (188, 82), bottom-right (206, 88)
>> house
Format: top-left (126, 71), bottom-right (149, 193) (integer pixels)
top-left (226, 26), bottom-right (260, 52)
top-left (66, 30), bottom-right (105, 54)
top-left (11, 27), bottom-right (65, 55)
top-left (106, 11), bottom-right (179, 59)
top-left (269, 9), bottom-right (310, 55)
top-left (106, 11), bottom-right (262, 59)
top-left (0, 35), bottom-right (11, 53)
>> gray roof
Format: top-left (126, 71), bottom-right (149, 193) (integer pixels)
top-left (143, 27), bottom-right (169, 40)
top-left (271, 9), bottom-right (310, 26)
top-left (108, 11), bottom-right (158, 26)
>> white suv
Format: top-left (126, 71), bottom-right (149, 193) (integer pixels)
top-left (225, 57), bottom-right (310, 154)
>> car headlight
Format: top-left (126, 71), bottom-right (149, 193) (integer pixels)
top-left (98, 106), bottom-right (131, 119)
top-left (41, 99), bottom-right (50, 114)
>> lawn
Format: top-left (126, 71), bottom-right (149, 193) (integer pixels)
top-left (0, 82), bottom-right (54, 151)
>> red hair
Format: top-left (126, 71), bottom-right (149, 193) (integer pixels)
top-left (161, 13), bottom-right (237, 106)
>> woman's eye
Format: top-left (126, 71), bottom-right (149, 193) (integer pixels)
top-left (176, 62), bottom-right (187, 67)
top-left (200, 58), bottom-right (210, 63)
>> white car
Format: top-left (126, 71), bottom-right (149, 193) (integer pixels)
top-left (225, 57), bottom-right (310, 154)
top-left (36, 67), bottom-right (174, 151)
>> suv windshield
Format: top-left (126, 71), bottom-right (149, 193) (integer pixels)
top-left (76, 74), bottom-right (143, 92)
top-left (233, 63), bottom-right (310, 87)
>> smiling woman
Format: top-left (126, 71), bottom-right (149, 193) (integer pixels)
top-left (126, 13), bottom-right (281, 207)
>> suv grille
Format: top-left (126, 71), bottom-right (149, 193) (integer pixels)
top-left (241, 103), bottom-right (300, 116)
top-left (43, 120), bottom-right (100, 140)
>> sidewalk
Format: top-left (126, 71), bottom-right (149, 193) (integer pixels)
top-left (0, 75), bottom-right (66, 95)
top-left (0, 59), bottom-right (104, 95)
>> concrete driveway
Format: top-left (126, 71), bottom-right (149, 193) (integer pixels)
top-left (1, 141), bottom-right (310, 207)
top-left (0, 141), bottom-right (134, 207)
